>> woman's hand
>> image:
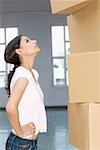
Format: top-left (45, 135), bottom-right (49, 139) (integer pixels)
top-left (21, 122), bottom-right (36, 139)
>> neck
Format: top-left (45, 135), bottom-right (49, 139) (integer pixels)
top-left (21, 54), bottom-right (37, 71)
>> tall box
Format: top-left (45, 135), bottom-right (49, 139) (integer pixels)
top-left (67, 0), bottom-right (100, 53)
top-left (68, 103), bottom-right (100, 150)
top-left (67, 51), bottom-right (100, 103)
top-left (50, 0), bottom-right (96, 14)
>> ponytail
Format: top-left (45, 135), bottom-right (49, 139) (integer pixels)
top-left (4, 35), bottom-right (22, 97)
top-left (6, 64), bottom-right (20, 97)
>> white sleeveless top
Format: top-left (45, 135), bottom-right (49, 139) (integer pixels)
top-left (10, 66), bottom-right (47, 136)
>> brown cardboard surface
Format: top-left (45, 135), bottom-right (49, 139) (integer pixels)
top-left (67, 51), bottom-right (100, 103)
top-left (50, 0), bottom-right (96, 14)
top-left (67, 0), bottom-right (100, 53)
top-left (68, 103), bottom-right (100, 150)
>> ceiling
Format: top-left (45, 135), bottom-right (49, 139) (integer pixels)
top-left (0, 0), bottom-right (51, 13)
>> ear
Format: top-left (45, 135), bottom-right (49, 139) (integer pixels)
top-left (15, 48), bottom-right (22, 55)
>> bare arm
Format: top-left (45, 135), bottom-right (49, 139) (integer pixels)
top-left (6, 78), bottom-right (35, 138)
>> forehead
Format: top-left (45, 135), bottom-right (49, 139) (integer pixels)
top-left (19, 36), bottom-right (29, 47)
top-left (21, 36), bottom-right (29, 42)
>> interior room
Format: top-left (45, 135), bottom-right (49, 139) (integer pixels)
top-left (0, 0), bottom-right (78, 149)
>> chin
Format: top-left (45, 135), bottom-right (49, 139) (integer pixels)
top-left (37, 47), bottom-right (40, 52)
top-left (35, 49), bottom-right (40, 54)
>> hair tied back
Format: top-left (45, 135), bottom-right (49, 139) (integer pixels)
top-left (13, 64), bottom-right (19, 71)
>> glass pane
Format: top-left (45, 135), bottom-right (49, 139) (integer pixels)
top-left (0, 45), bottom-right (6, 71)
top-left (66, 54), bottom-right (70, 86)
top-left (65, 42), bottom-right (71, 54)
top-left (65, 26), bottom-right (69, 41)
top-left (0, 28), bottom-right (5, 43)
top-left (0, 72), bottom-right (6, 88)
top-left (53, 58), bottom-right (65, 86)
top-left (7, 64), bottom-right (14, 74)
top-left (6, 27), bottom-right (18, 45)
top-left (51, 26), bottom-right (64, 57)
top-left (66, 70), bottom-right (69, 86)
top-left (66, 54), bottom-right (69, 69)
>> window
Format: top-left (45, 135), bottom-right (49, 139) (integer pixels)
top-left (51, 25), bottom-right (70, 87)
top-left (0, 27), bottom-right (18, 88)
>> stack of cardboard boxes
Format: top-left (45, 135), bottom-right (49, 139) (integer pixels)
top-left (67, 1), bottom-right (100, 149)
top-left (50, 0), bottom-right (100, 149)
top-left (67, 51), bottom-right (100, 150)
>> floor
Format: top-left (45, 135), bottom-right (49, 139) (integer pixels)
top-left (0, 107), bottom-right (78, 150)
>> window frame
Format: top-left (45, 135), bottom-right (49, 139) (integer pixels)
top-left (51, 25), bottom-right (70, 87)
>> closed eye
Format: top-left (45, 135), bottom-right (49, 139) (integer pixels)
top-left (26, 39), bottom-right (29, 42)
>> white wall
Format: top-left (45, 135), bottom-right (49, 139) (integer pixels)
top-left (0, 12), bottom-right (68, 107)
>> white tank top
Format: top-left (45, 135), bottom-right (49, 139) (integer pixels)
top-left (10, 66), bottom-right (47, 136)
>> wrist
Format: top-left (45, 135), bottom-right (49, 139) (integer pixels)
top-left (15, 131), bottom-right (24, 138)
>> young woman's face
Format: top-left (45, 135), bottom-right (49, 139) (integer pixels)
top-left (19, 36), bottom-right (40, 56)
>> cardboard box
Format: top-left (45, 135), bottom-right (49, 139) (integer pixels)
top-left (67, 51), bottom-right (100, 103)
top-left (67, 0), bottom-right (100, 53)
top-left (68, 103), bottom-right (100, 150)
top-left (50, 0), bottom-right (96, 14)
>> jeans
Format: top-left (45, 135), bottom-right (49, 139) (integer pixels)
top-left (5, 132), bottom-right (38, 150)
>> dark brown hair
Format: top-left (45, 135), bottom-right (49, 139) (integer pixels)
top-left (4, 35), bottom-right (22, 97)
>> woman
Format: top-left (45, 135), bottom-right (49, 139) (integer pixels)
top-left (4, 35), bottom-right (47, 150)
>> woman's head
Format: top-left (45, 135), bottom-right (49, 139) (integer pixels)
top-left (4, 35), bottom-right (40, 65)
top-left (16, 36), bottom-right (40, 57)
top-left (4, 35), bottom-right (40, 97)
